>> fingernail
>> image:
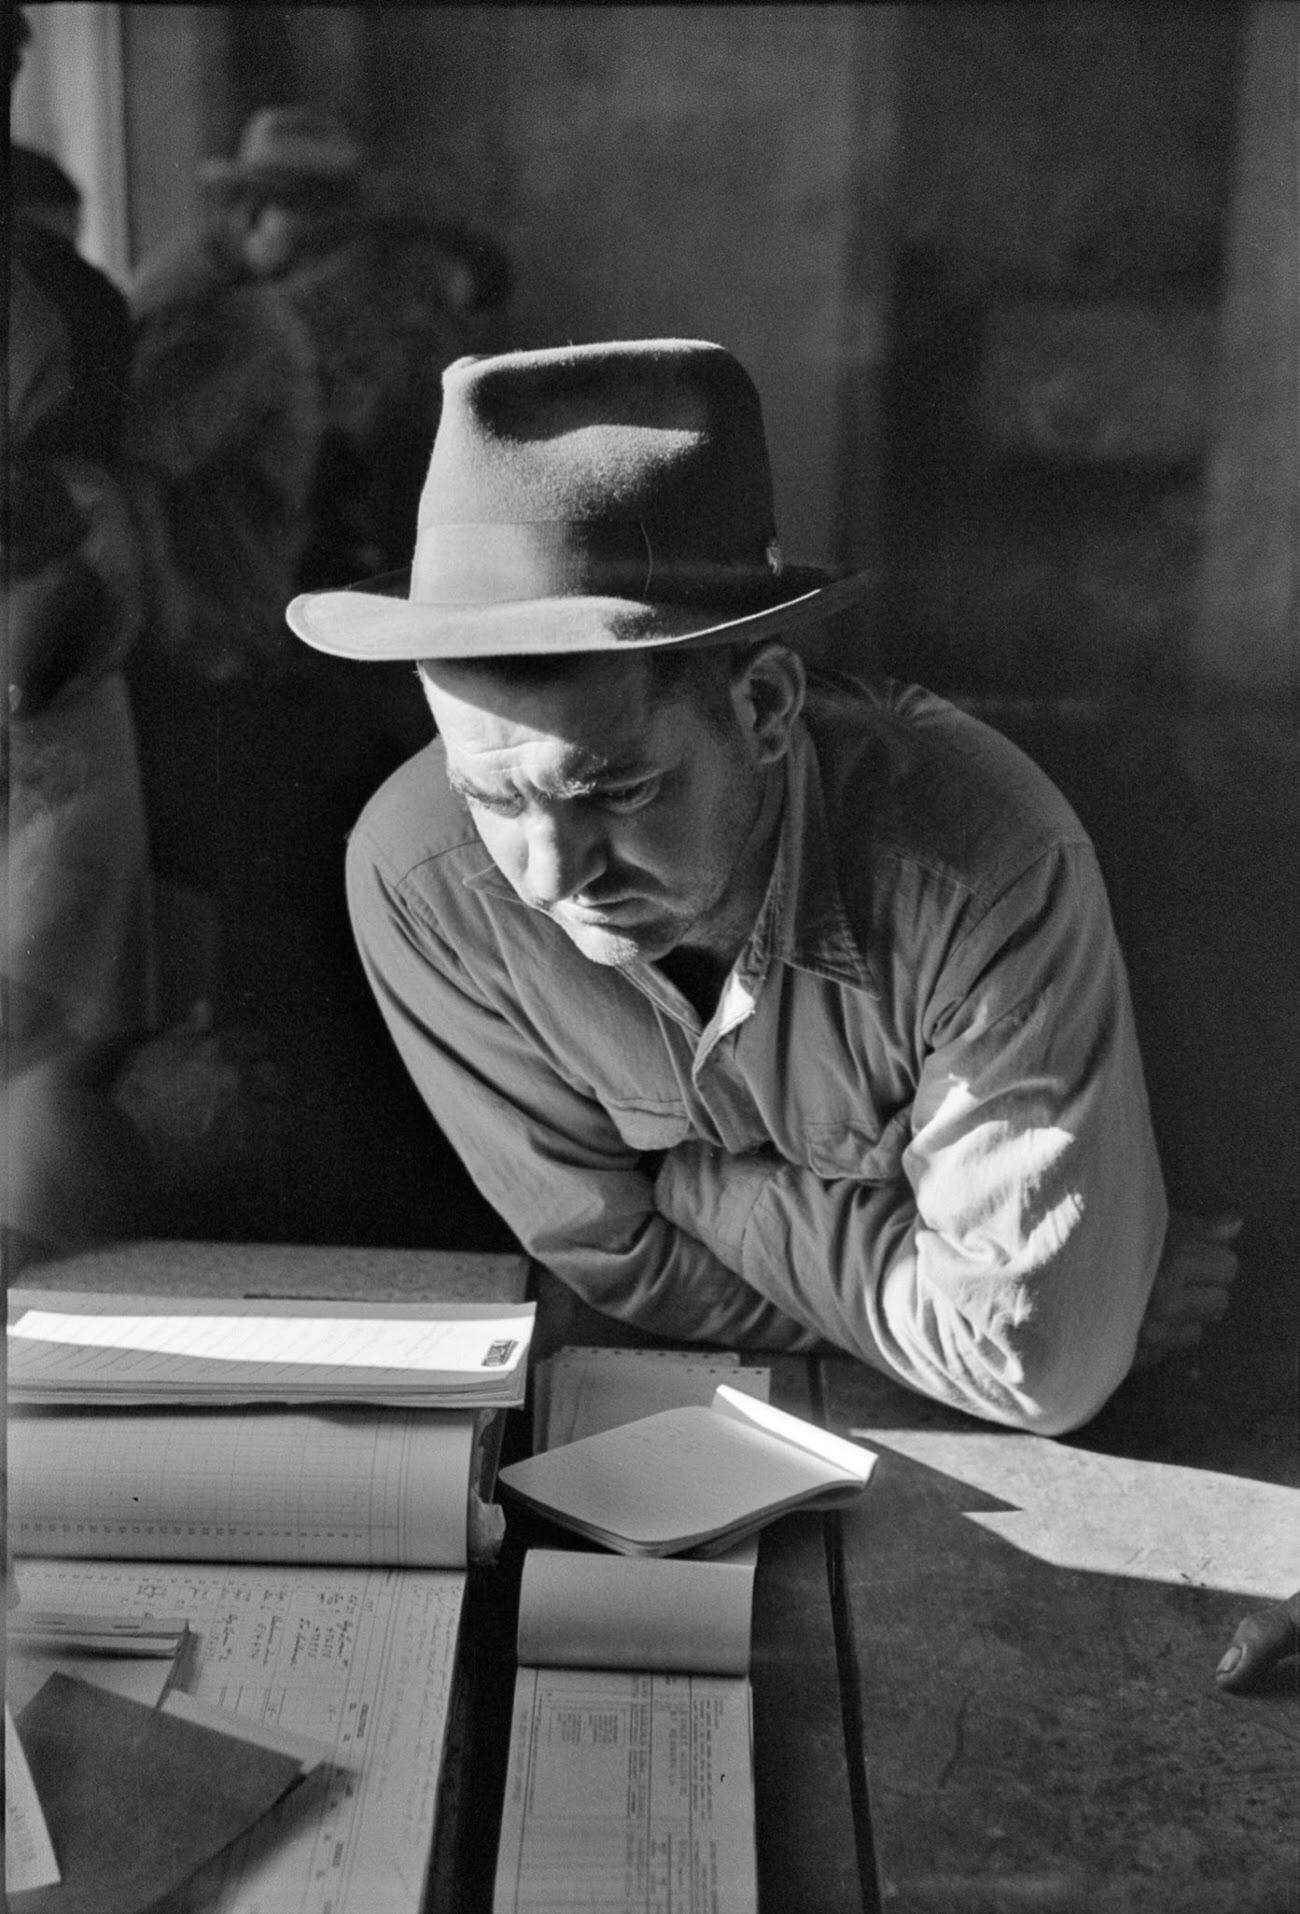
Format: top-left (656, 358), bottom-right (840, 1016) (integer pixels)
top-left (1215, 1644), bottom-right (1244, 1679)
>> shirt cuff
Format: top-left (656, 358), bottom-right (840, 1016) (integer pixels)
top-left (653, 1142), bottom-right (780, 1273)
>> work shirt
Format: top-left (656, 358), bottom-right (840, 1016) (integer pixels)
top-left (348, 674), bottom-right (1167, 1434)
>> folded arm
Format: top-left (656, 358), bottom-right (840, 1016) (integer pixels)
top-left (654, 847), bottom-right (1168, 1435)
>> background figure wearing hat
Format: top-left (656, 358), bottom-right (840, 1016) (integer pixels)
top-left (124, 110), bottom-right (510, 1011)
top-left (117, 108), bottom-right (510, 1239)
top-left (290, 339), bottom-right (1234, 1434)
top-left (122, 145), bottom-right (319, 1041)
top-left (195, 105), bottom-right (514, 594)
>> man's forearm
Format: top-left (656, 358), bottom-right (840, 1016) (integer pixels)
top-left (654, 1136), bottom-right (1164, 1435)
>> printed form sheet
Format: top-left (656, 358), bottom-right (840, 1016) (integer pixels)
top-left (494, 1667), bottom-right (757, 1914)
top-left (13, 1557), bottom-right (466, 1914)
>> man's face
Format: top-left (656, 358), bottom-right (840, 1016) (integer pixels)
top-left (241, 200), bottom-right (325, 277)
top-left (420, 652), bottom-right (770, 968)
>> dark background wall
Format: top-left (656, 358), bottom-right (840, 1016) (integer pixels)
top-left (92, 5), bottom-right (1300, 1261)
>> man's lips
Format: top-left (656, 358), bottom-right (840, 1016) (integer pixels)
top-left (560, 894), bottom-right (650, 922)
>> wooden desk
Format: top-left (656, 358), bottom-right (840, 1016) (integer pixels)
top-left (821, 1357), bottom-right (1300, 1914)
top-left (528, 1267), bottom-right (1300, 1914)
top-left (18, 1247), bottom-right (1298, 1913)
top-left (520, 1272), bottom-right (865, 1914)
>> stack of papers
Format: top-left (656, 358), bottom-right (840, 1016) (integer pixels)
top-left (7, 1292), bottom-right (535, 1409)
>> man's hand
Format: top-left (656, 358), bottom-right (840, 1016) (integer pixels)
top-left (1216, 1592), bottom-right (1300, 1690)
top-left (1132, 1210), bottom-right (1241, 1369)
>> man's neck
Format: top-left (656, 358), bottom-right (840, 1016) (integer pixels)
top-left (657, 945), bottom-right (735, 1024)
top-left (656, 761), bottom-right (785, 1023)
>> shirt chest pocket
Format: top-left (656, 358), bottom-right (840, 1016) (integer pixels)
top-left (603, 1099), bottom-right (694, 1153)
top-left (800, 1105), bottom-right (911, 1182)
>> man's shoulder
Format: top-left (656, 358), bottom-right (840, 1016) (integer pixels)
top-left (804, 674), bottom-right (1090, 902)
top-left (349, 736), bottom-right (483, 890)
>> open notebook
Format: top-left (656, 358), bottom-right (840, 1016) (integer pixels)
top-left (493, 1347), bottom-right (875, 1914)
top-left (500, 1383), bottom-right (874, 1555)
top-left (497, 1547), bottom-right (760, 1914)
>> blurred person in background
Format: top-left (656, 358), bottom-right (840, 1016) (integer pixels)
top-left (193, 104), bottom-right (513, 592)
top-left (10, 142), bottom-right (132, 468)
top-left (119, 106), bottom-right (511, 1238)
top-left (4, 260), bottom-right (155, 1270)
top-left (4, 9), bottom-right (160, 1270)
top-left (121, 109), bottom-right (325, 1031)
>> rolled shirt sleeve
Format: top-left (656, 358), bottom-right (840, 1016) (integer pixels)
top-left (654, 844), bottom-right (1167, 1435)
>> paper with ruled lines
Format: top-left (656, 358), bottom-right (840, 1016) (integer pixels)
top-left (8, 1292), bottom-right (534, 1407)
top-left (495, 1668), bottom-right (757, 1914)
top-left (11, 1558), bottom-right (466, 1914)
top-left (8, 1408), bottom-right (476, 1566)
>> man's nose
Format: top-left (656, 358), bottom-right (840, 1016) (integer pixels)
top-left (523, 808), bottom-right (606, 905)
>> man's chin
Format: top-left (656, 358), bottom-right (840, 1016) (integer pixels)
top-left (553, 909), bottom-right (673, 968)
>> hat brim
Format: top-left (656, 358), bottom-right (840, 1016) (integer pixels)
top-left (286, 564), bottom-right (875, 661)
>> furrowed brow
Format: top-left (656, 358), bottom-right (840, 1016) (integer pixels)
top-left (446, 753), bottom-right (655, 806)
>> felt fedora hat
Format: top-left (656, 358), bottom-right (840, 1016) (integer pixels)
top-left (286, 338), bottom-right (875, 659)
top-left (200, 106), bottom-right (365, 196)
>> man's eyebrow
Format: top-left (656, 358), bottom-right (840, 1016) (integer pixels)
top-left (447, 757), bottom-right (654, 802)
top-left (445, 767), bottom-right (493, 800)
top-left (552, 759), bottom-right (655, 796)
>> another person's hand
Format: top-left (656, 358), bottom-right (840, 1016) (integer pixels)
top-left (1132, 1210), bottom-right (1241, 1369)
top-left (1216, 1592), bottom-right (1300, 1690)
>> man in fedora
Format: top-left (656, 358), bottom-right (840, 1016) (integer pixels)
top-left (288, 337), bottom-right (1232, 1435)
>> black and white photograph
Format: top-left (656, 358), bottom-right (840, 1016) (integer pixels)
top-left (6, 6), bottom-right (1297, 1911)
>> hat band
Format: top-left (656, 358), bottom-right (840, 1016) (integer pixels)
top-left (409, 520), bottom-right (782, 607)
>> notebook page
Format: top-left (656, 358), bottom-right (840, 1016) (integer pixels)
top-left (5, 1639), bottom-right (183, 1715)
top-left (710, 1386), bottom-right (877, 1484)
top-left (516, 1550), bottom-right (754, 1675)
top-left (8, 1409), bottom-right (475, 1566)
top-left (539, 1348), bottom-right (769, 1451)
top-left (494, 1668), bottom-right (756, 1914)
top-left (12, 1559), bottom-right (466, 1914)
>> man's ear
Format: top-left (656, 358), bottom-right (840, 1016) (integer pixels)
top-left (730, 641), bottom-right (806, 765)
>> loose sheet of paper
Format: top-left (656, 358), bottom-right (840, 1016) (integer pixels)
top-left (13, 1558), bottom-right (466, 1914)
top-left (14, 1673), bottom-right (309, 1914)
top-left (5, 1702), bottom-right (61, 1893)
top-left (494, 1668), bottom-right (757, 1914)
